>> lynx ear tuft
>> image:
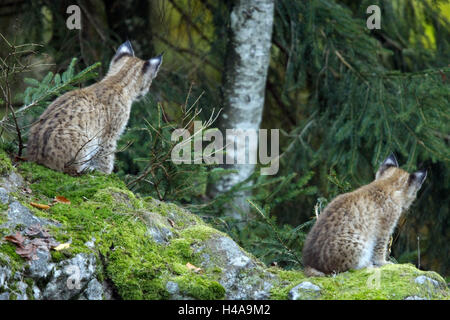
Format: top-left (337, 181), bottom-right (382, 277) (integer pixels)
top-left (382, 153), bottom-right (399, 168)
top-left (112, 40), bottom-right (135, 63)
top-left (375, 153), bottom-right (399, 180)
top-left (117, 40), bottom-right (134, 56)
top-left (410, 169), bottom-right (427, 186)
top-left (143, 53), bottom-right (163, 78)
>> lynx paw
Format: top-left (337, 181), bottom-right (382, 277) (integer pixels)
top-left (372, 260), bottom-right (393, 267)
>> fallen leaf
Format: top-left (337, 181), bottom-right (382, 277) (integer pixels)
top-left (168, 218), bottom-right (175, 227)
top-left (5, 228), bottom-right (61, 260)
top-left (30, 202), bottom-right (50, 210)
top-left (4, 232), bottom-right (25, 247)
top-left (52, 242), bottom-right (71, 251)
top-left (15, 244), bottom-right (38, 260)
top-left (186, 262), bottom-right (203, 273)
top-left (53, 196), bottom-right (71, 205)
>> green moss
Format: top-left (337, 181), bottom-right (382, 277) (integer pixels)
top-left (24, 278), bottom-right (35, 299)
top-left (50, 250), bottom-right (72, 263)
top-left (318, 264), bottom-right (447, 300)
top-left (18, 162), bottom-right (126, 205)
top-left (0, 211), bottom-right (7, 225)
top-left (0, 202), bottom-right (9, 211)
top-left (0, 243), bottom-right (25, 273)
top-left (269, 268), bottom-right (306, 300)
top-left (9, 161), bottom-right (230, 300)
top-left (144, 199), bottom-right (202, 228)
top-left (167, 239), bottom-right (195, 260)
top-left (180, 225), bottom-right (225, 242)
top-left (269, 264), bottom-right (449, 300)
top-left (174, 274), bottom-right (225, 299)
top-left (0, 150), bottom-right (13, 175)
top-left (92, 187), bottom-right (142, 210)
top-left (5, 160), bottom-right (447, 301)
top-left (102, 221), bottom-right (223, 299)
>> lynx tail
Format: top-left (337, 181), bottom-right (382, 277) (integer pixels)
top-left (304, 266), bottom-right (326, 277)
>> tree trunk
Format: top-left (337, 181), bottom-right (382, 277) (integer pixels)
top-left (209, 0), bottom-right (274, 220)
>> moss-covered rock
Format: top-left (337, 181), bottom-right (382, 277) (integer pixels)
top-left (0, 157), bottom-right (448, 300)
top-left (0, 150), bottom-right (13, 175)
top-left (271, 263), bottom-right (448, 300)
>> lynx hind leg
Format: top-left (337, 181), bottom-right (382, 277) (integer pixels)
top-left (87, 141), bottom-right (116, 174)
top-left (89, 151), bottom-right (115, 174)
top-left (324, 237), bottom-right (374, 272)
top-left (304, 266), bottom-right (326, 277)
top-left (62, 136), bottom-right (101, 175)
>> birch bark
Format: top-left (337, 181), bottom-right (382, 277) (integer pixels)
top-left (210, 0), bottom-right (274, 220)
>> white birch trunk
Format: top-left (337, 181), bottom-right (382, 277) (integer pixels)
top-left (210, 0), bottom-right (274, 220)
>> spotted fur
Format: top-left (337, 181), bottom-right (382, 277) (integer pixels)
top-left (27, 41), bottom-right (162, 174)
top-left (302, 154), bottom-right (427, 276)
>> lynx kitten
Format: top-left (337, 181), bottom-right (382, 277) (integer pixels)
top-left (302, 154), bottom-right (427, 276)
top-left (27, 41), bottom-right (162, 174)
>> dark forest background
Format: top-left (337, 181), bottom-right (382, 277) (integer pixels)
top-left (0, 0), bottom-right (448, 277)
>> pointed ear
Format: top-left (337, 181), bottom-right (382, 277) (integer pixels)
top-left (143, 53), bottom-right (163, 78)
top-left (376, 153), bottom-right (399, 179)
top-left (381, 153), bottom-right (399, 168)
top-left (112, 40), bottom-right (134, 62)
top-left (409, 169), bottom-right (427, 187)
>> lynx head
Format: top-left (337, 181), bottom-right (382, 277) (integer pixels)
top-left (375, 153), bottom-right (427, 208)
top-left (107, 40), bottom-right (162, 99)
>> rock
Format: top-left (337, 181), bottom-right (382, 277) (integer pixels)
top-left (166, 280), bottom-right (190, 299)
top-left (43, 253), bottom-right (97, 300)
top-left (165, 280), bottom-right (196, 300)
top-left (32, 285), bottom-right (42, 300)
top-left (253, 281), bottom-right (274, 300)
top-left (166, 281), bottom-right (179, 295)
top-left (1, 201), bottom-right (58, 229)
top-left (27, 249), bottom-right (55, 281)
top-left (413, 275), bottom-right (445, 298)
top-left (142, 211), bottom-right (174, 245)
top-left (147, 225), bottom-right (173, 245)
top-left (0, 170), bottom-right (59, 230)
top-left (0, 292), bottom-right (10, 300)
top-left (415, 275), bottom-right (440, 288)
top-left (85, 237), bottom-right (96, 249)
top-left (297, 281), bottom-right (321, 291)
top-left (0, 266), bottom-right (11, 288)
top-left (194, 235), bottom-right (275, 299)
top-left (289, 281), bottom-right (321, 300)
top-left (0, 187), bottom-right (9, 204)
top-left (15, 281), bottom-right (28, 300)
top-left (404, 295), bottom-right (427, 300)
top-left (81, 278), bottom-right (103, 300)
top-left (0, 170), bottom-right (24, 193)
